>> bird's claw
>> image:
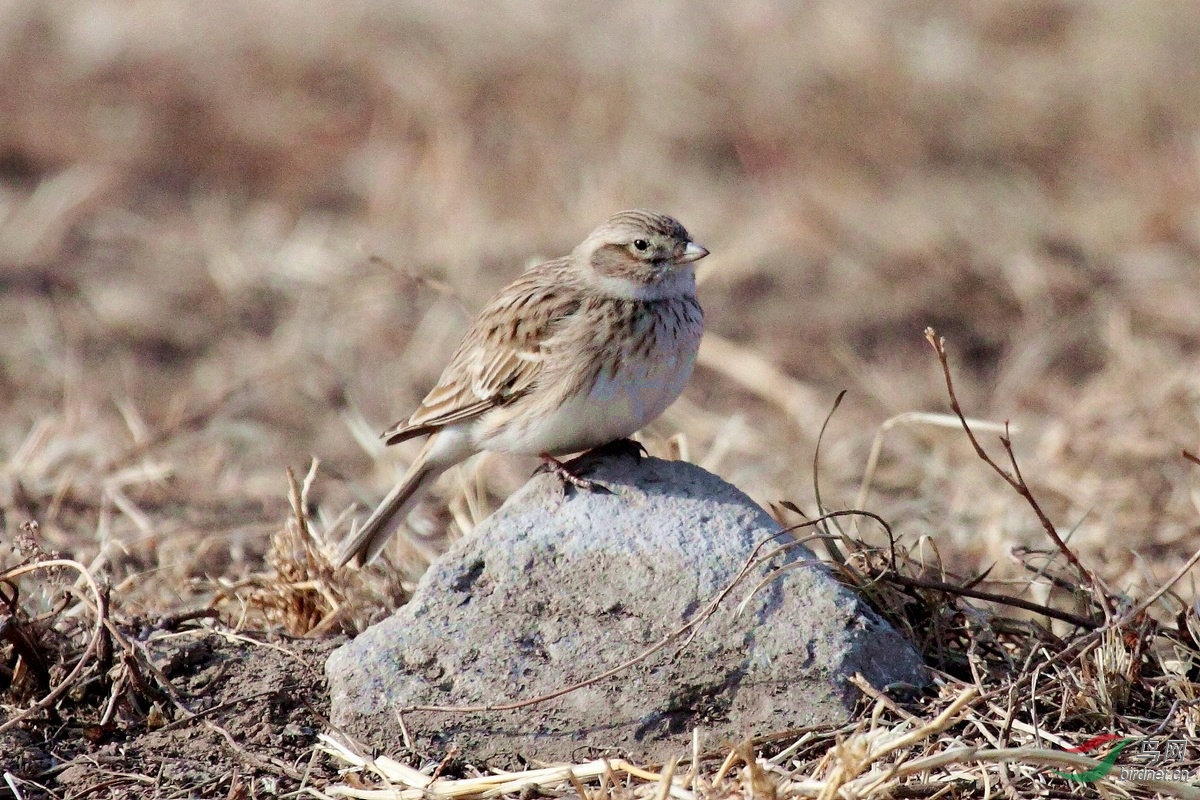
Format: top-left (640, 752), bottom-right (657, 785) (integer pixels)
top-left (536, 454), bottom-right (611, 494)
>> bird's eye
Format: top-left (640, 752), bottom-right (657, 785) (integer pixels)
top-left (633, 239), bottom-right (650, 251)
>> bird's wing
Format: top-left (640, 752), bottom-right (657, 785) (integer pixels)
top-left (382, 262), bottom-right (582, 446)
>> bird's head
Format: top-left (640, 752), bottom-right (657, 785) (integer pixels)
top-left (574, 209), bottom-right (708, 298)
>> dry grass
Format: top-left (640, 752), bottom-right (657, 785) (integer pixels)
top-left (309, 334), bottom-right (1200, 797)
top-left (317, 396), bottom-right (1200, 797)
top-left (3, 0), bottom-right (1200, 796)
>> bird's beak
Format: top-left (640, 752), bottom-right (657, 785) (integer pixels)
top-left (677, 241), bottom-right (709, 264)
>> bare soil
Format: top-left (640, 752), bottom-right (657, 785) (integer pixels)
top-left (3, 628), bottom-right (337, 798)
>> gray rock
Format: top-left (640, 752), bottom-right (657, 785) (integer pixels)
top-left (327, 450), bottom-right (926, 766)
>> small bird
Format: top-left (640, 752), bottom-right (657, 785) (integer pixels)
top-left (336, 210), bottom-right (708, 567)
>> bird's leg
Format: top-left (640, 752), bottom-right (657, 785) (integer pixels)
top-left (537, 453), bottom-right (609, 493)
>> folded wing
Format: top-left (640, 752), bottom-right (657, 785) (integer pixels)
top-left (382, 264), bottom-right (581, 445)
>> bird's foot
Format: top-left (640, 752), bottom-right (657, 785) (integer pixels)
top-left (536, 453), bottom-right (611, 494)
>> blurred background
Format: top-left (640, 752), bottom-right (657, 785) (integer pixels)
top-left (2, 0), bottom-right (1199, 611)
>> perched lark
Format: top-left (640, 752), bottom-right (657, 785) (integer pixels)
top-left (337, 209), bottom-right (708, 567)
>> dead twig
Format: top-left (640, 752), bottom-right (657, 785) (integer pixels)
top-left (883, 573), bottom-right (1100, 629)
top-left (812, 389), bottom-right (849, 565)
top-left (924, 328), bottom-right (1112, 617)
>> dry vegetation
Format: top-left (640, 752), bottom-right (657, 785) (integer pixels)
top-left (2, 1), bottom-right (1200, 797)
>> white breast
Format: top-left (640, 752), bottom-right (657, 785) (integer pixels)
top-left (478, 303), bottom-right (702, 456)
top-left (529, 342), bottom-right (699, 455)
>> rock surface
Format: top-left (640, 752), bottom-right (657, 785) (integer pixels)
top-left (327, 451), bottom-right (926, 765)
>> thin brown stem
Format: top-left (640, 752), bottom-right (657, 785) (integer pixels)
top-left (923, 328), bottom-right (1111, 617)
top-left (884, 573), bottom-right (1099, 629)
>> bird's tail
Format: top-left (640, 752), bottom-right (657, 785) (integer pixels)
top-left (334, 442), bottom-right (446, 568)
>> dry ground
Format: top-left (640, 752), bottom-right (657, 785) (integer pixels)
top-left (2, 1), bottom-right (1199, 797)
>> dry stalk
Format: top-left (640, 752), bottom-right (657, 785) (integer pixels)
top-left (883, 572), bottom-right (1098, 628)
top-left (924, 328), bottom-right (1112, 617)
